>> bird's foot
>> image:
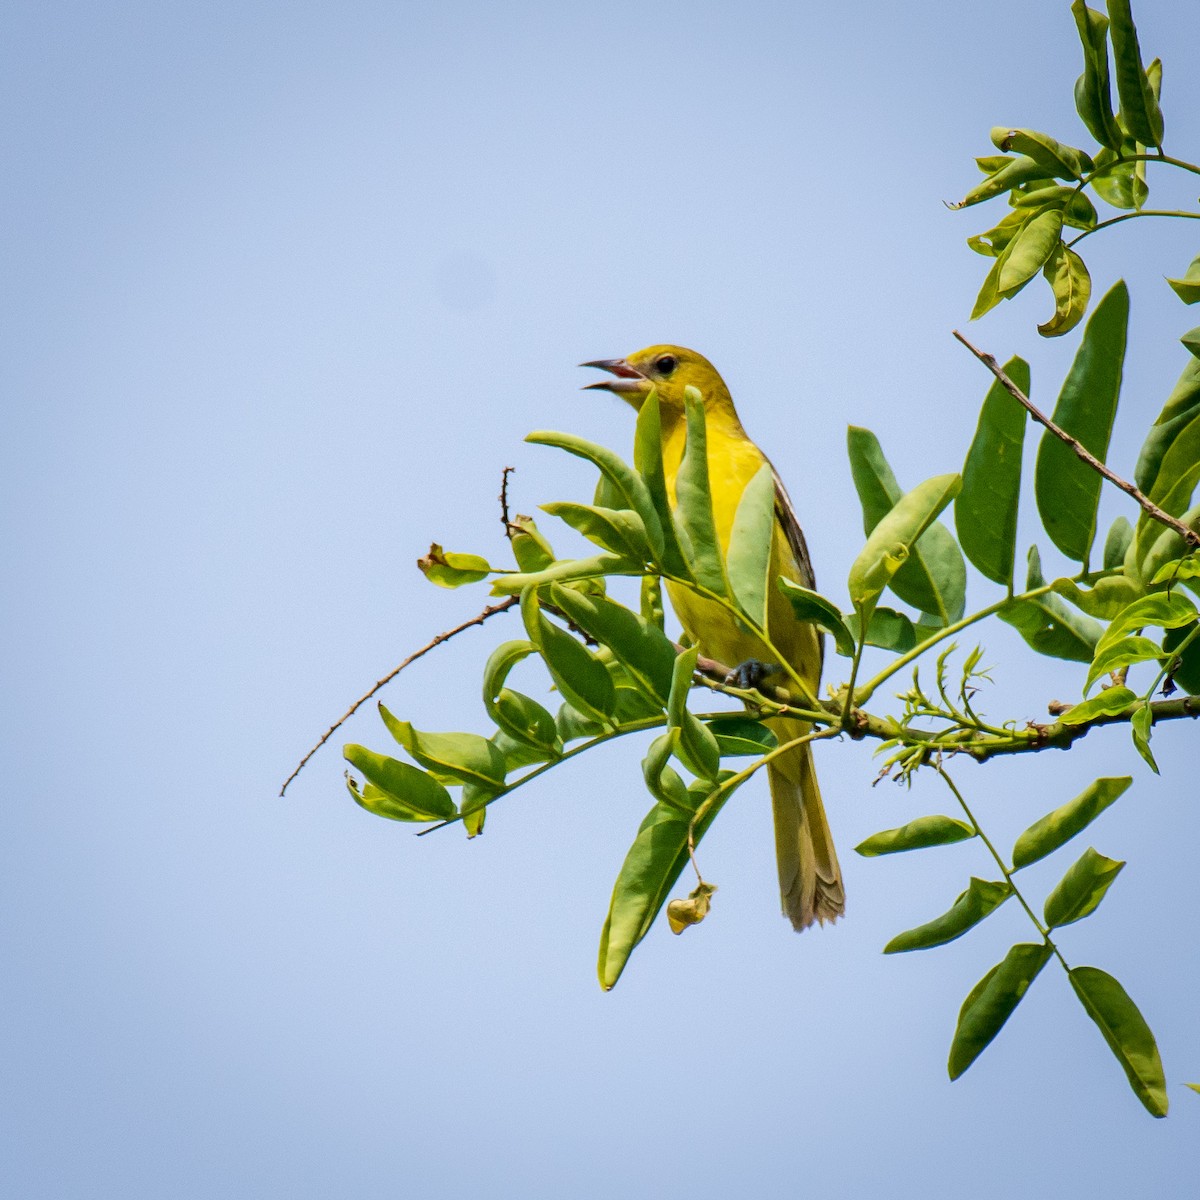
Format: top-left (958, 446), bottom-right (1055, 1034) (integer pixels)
top-left (724, 659), bottom-right (781, 691)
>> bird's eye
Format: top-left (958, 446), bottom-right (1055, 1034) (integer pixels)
top-left (654, 354), bottom-right (678, 376)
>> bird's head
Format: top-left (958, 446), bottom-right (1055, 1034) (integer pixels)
top-left (581, 344), bottom-right (734, 418)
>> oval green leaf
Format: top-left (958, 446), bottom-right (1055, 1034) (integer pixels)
top-left (777, 578), bottom-right (856, 657)
top-left (1069, 965), bottom-right (1168, 1116)
top-left (521, 589), bottom-right (615, 726)
top-left (1034, 281), bottom-right (1129, 563)
top-left (343, 745), bottom-right (458, 821)
top-left (1044, 847), bottom-right (1125, 928)
top-left (883, 877), bottom-right (1011, 954)
top-left (725, 462), bottom-right (776, 627)
top-left (948, 942), bottom-right (1053, 1080)
top-left (1011, 776), bottom-right (1132, 868)
top-left (956, 356), bottom-right (1029, 586)
top-left (855, 815), bottom-right (976, 857)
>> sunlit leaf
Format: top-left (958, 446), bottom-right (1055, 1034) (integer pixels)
top-left (1058, 688), bottom-right (1138, 727)
top-left (343, 745), bottom-right (457, 822)
top-left (666, 645), bottom-right (720, 781)
top-left (777, 579), bottom-right (856, 657)
top-left (855, 815), bottom-right (976, 857)
top-left (1165, 255), bottom-right (1200, 305)
top-left (990, 127), bottom-right (1094, 181)
top-left (998, 546), bottom-right (1103, 662)
top-left (847, 427), bottom-right (964, 623)
top-left (956, 356), bottom-right (1028, 586)
top-left (707, 716), bottom-right (778, 757)
top-left (1039, 243), bottom-right (1092, 337)
top-left (1071, 1), bottom-right (1124, 151)
top-left (1011, 776), bottom-right (1131, 868)
top-left (417, 543), bottom-right (492, 588)
top-left (675, 391), bottom-right (730, 596)
top-left (948, 943), bottom-right (1052, 1080)
top-left (597, 774), bottom-right (740, 990)
top-left (548, 584), bottom-right (676, 708)
top-left (1106, 0), bottom-right (1164, 147)
top-left (1070, 965), bottom-right (1168, 1116)
top-left (883, 878), bottom-right (1011, 954)
top-left (379, 707), bottom-right (508, 787)
top-left (540, 502), bottom-right (651, 562)
top-left (1044, 847), bottom-right (1125, 928)
top-left (1034, 282), bottom-right (1129, 563)
top-left (726, 463), bottom-right (776, 627)
top-left (521, 589), bottom-right (615, 726)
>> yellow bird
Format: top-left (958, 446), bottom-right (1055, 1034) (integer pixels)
top-left (583, 345), bottom-right (845, 930)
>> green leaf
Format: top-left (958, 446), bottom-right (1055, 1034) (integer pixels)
top-left (674, 391), bottom-right (730, 596)
top-left (1039, 243), bottom-right (1092, 338)
top-left (379, 708), bottom-right (507, 788)
top-left (725, 462), bottom-right (776, 627)
top-left (997, 546), bottom-right (1103, 662)
top-left (1165, 255), bottom-right (1200, 305)
top-left (641, 729), bottom-right (692, 811)
top-left (967, 209), bottom-right (1032, 258)
top-left (1091, 144), bottom-right (1148, 211)
top-left (855, 815), bottom-right (976, 857)
top-left (1132, 503), bottom-right (1200, 586)
top-left (848, 471), bottom-right (962, 623)
top-left (1069, 965), bottom-right (1168, 1117)
top-left (666, 645), bottom-right (720, 781)
top-left (526, 429), bottom-right (665, 563)
top-left (948, 943), bottom-right (1053, 1080)
top-left (1106, 0), bottom-right (1164, 147)
top-left (1011, 776), bottom-right (1131, 867)
top-left (1058, 687), bottom-right (1138, 726)
top-left (1044, 847), bottom-right (1125, 928)
top-left (1011, 185), bottom-right (1099, 230)
top-left (540, 502), bottom-right (650, 561)
top-left (548, 584), bottom-right (676, 708)
top-left (777, 579), bottom-right (856, 657)
top-left (997, 207), bottom-right (1064, 293)
top-left (990, 128), bottom-right (1094, 181)
top-left (1051, 574), bottom-right (1142, 620)
top-left (417, 543), bottom-right (492, 588)
top-left (1071, 1), bottom-right (1125, 150)
top-left (1104, 516), bottom-right (1135, 569)
top-left (555, 701), bottom-right (604, 744)
top-left (846, 605), bottom-right (918, 653)
top-left (1084, 636), bottom-right (1162, 695)
top-left (847, 427), bottom-right (965, 623)
top-left (1097, 590), bottom-right (1199, 650)
top-left (1163, 620), bottom-right (1200, 694)
top-left (1186, 1084), bottom-right (1200, 1096)
top-left (343, 745), bottom-right (458, 821)
top-left (1130, 702), bottom-right (1158, 773)
top-left (632, 393), bottom-right (692, 578)
top-left (509, 516), bottom-right (556, 573)
top-left (707, 716), bottom-right (778, 757)
top-left (481, 640), bottom-right (562, 756)
top-left (971, 242), bottom-right (1039, 321)
top-left (1034, 281), bottom-right (1129, 563)
top-left (884, 877), bottom-right (1011, 954)
top-left (490, 553), bottom-right (639, 595)
top-left (597, 777), bottom-right (738, 989)
top-left (952, 155), bottom-right (1053, 209)
top-left (956, 357), bottom-right (1029, 586)
top-left (1133, 394), bottom-right (1200, 573)
top-left (520, 588), bottom-right (615, 726)
top-left (640, 574), bottom-right (665, 629)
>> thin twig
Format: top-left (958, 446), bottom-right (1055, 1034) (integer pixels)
top-left (499, 466), bottom-right (515, 539)
top-left (279, 597), bottom-right (518, 796)
top-left (953, 331), bottom-right (1200, 550)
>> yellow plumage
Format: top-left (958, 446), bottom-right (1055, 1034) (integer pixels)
top-left (584, 345), bottom-right (845, 929)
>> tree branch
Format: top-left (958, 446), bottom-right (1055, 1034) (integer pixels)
top-left (279, 597), bottom-right (519, 796)
top-left (953, 330), bottom-right (1200, 550)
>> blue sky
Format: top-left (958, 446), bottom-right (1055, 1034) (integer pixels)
top-left (3, 1), bottom-right (1199, 1195)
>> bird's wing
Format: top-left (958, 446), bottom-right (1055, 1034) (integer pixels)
top-left (770, 464), bottom-right (816, 590)
top-left (770, 463), bottom-right (824, 675)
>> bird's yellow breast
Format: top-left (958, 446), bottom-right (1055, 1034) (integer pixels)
top-left (660, 411), bottom-right (821, 690)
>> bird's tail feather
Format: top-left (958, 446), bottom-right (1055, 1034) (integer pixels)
top-left (768, 718), bottom-right (844, 930)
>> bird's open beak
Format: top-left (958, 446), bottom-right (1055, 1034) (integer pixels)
top-left (579, 358), bottom-right (649, 395)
